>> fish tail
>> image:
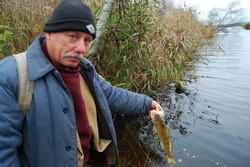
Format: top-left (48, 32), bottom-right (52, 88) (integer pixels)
top-left (167, 155), bottom-right (176, 164)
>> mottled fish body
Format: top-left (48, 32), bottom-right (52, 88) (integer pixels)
top-left (150, 110), bottom-right (176, 164)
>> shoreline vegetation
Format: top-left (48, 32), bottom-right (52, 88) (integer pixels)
top-left (0, 0), bottom-right (216, 94)
top-left (244, 23), bottom-right (250, 30)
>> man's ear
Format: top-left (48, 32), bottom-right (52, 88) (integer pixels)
top-left (45, 32), bottom-right (51, 40)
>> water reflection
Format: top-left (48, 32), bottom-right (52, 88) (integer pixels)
top-left (115, 27), bottom-right (250, 167)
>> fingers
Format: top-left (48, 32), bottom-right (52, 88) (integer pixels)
top-left (150, 101), bottom-right (163, 113)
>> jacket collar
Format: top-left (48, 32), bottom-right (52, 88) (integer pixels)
top-left (26, 36), bottom-right (55, 80)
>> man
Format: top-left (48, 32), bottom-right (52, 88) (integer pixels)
top-left (0, 0), bottom-right (163, 166)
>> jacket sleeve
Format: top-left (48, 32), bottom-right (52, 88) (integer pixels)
top-left (0, 65), bottom-right (22, 166)
top-left (96, 74), bottom-right (153, 115)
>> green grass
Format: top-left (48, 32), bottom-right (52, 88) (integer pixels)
top-left (91, 2), bottom-right (215, 93)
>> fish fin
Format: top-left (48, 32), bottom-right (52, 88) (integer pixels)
top-left (167, 156), bottom-right (176, 164)
top-left (153, 126), bottom-right (156, 132)
top-left (169, 139), bottom-right (172, 151)
top-left (160, 142), bottom-right (163, 148)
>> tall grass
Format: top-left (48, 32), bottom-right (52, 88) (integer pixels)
top-left (0, 0), bottom-right (58, 57)
top-left (0, 0), bottom-right (215, 93)
top-left (91, 0), bottom-right (215, 93)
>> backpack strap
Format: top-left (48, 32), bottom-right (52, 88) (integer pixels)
top-left (13, 52), bottom-right (34, 115)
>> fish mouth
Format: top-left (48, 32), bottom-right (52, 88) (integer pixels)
top-left (150, 110), bottom-right (165, 120)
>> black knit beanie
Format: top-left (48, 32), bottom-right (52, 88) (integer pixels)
top-left (43, 0), bottom-right (96, 39)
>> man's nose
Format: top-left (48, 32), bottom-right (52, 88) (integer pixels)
top-left (75, 39), bottom-right (87, 54)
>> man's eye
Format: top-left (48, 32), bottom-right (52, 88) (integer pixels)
top-left (84, 39), bottom-right (92, 43)
top-left (69, 35), bottom-right (76, 39)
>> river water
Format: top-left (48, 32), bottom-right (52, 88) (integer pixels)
top-left (115, 27), bottom-right (250, 167)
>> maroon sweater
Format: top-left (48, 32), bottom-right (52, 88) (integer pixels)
top-left (42, 39), bottom-right (92, 165)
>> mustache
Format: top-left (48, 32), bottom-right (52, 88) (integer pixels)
top-left (64, 53), bottom-right (84, 60)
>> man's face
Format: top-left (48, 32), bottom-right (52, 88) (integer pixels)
top-left (45, 31), bottom-right (93, 67)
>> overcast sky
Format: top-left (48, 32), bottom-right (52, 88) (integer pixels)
top-left (175, 0), bottom-right (250, 22)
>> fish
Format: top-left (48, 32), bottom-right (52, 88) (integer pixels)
top-left (150, 110), bottom-right (176, 164)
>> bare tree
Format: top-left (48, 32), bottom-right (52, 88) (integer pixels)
top-left (88, 0), bottom-right (115, 55)
top-left (207, 0), bottom-right (245, 26)
top-left (207, 0), bottom-right (245, 28)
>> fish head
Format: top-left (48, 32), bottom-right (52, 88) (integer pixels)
top-left (150, 110), bottom-right (165, 121)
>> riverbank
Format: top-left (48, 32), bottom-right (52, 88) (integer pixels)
top-left (0, 0), bottom-right (216, 93)
top-left (116, 27), bottom-right (250, 167)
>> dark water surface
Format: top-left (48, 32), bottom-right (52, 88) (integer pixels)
top-left (115, 27), bottom-right (250, 167)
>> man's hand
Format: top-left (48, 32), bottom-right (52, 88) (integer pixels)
top-left (149, 100), bottom-right (163, 114)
